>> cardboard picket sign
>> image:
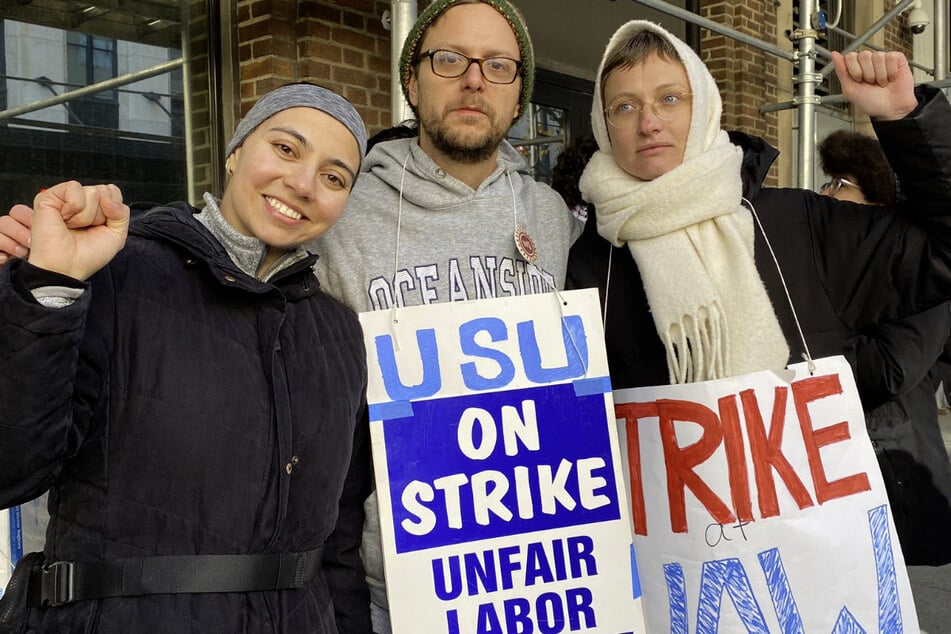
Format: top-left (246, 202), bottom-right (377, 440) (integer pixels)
top-left (613, 356), bottom-right (919, 633)
top-left (360, 289), bottom-right (646, 634)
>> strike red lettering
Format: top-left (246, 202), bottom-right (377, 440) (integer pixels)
top-left (718, 395), bottom-right (753, 523)
top-left (615, 372), bottom-right (871, 536)
top-left (792, 375), bottom-right (871, 504)
top-left (657, 399), bottom-right (735, 533)
top-left (741, 387), bottom-right (814, 518)
top-left (615, 402), bottom-right (653, 536)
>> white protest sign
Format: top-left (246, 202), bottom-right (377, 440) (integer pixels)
top-left (613, 356), bottom-right (918, 633)
top-left (0, 509), bottom-right (10, 597)
top-left (361, 289), bottom-right (646, 634)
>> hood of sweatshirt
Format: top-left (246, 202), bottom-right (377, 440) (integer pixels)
top-left (311, 135), bottom-right (582, 313)
top-left (360, 136), bottom-right (533, 207)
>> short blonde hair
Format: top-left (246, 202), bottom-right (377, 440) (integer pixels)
top-left (600, 29), bottom-right (681, 89)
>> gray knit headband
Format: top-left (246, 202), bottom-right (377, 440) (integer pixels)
top-left (225, 83), bottom-right (367, 158)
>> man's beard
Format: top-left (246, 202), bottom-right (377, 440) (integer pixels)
top-left (420, 102), bottom-right (511, 164)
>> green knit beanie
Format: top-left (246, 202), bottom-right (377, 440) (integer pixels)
top-left (399, 0), bottom-right (535, 119)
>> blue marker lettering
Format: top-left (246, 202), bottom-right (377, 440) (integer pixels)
top-left (519, 315), bottom-right (588, 384)
top-left (375, 329), bottom-right (441, 401)
top-left (460, 317), bottom-right (516, 390)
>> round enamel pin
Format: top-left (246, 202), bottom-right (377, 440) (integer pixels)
top-left (514, 227), bottom-right (537, 264)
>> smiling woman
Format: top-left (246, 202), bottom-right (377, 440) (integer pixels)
top-left (0, 84), bottom-right (375, 634)
top-left (221, 104), bottom-right (362, 274)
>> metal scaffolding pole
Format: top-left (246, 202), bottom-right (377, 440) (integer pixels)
top-left (761, 74), bottom-right (951, 112)
top-left (936, 0), bottom-right (948, 82)
top-left (821, 26), bottom-right (933, 75)
top-left (818, 0), bottom-right (916, 77)
top-left (795, 1), bottom-right (819, 190)
top-left (0, 58), bottom-right (185, 123)
top-left (389, 1), bottom-right (417, 124)
top-left (180, 1), bottom-right (195, 206)
top-left (630, 0), bottom-right (795, 61)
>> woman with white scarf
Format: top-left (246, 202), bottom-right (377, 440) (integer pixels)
top-left (567, 20), bottom-right (951, 391)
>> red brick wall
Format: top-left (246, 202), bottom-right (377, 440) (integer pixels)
top-left (236, 0), bottom-right (394, 133)
top-left (231, 1), bottom-right (916, 160)
top-left (186, 7), bottom-right (214, 200)
top-left (884, 13), bottom-right (914, 57)
top-left (701, 1), bottom-right (780, 158)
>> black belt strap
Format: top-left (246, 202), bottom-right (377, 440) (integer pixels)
top-left (26, 546), bottom-right (324, 608)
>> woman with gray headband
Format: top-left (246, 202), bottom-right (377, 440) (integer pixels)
top-left (0, 83), bottom-right (372, 633)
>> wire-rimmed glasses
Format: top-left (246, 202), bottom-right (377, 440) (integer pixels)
top-left (604, 92), bottom-right (692, 128)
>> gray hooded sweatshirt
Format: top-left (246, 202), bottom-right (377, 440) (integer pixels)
top-left (314, 137), bottom-right (582, 312)
top-left (312, 136), bottom-right (582, 633)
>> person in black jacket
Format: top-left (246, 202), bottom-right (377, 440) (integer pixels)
top-left (567, 20), bottom-right (951, 392)
top-left (817, 129), bottom-right (951, 566)
top-left (851, 305), bottom-right (951, 566)
top-left (0, 84), bottom-right (372, 633)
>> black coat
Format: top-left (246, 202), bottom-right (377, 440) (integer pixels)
top-left (567, 85), bottom-right (951, 391)
top-left (854, 302), bottom-right (951, 566)
top-left (0, 204), bottom-right (372, 632)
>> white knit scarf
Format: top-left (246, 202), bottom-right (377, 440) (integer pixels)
top-left (581, 20), bottom-right (789, 384)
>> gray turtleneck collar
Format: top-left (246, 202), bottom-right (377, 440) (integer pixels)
top-left (195, 192), bottom-right (309, 282)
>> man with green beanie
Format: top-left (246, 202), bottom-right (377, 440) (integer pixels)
top-left (312, 1), bottom-right (582, 631)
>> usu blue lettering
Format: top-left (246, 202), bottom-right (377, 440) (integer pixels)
top-left (374, 315), bottom-right (588, 400)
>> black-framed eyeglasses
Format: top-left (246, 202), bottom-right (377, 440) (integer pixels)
top-left (819, 176), bottom-right (860, 195)
top-left (416, 49), bottom-right (522, 85)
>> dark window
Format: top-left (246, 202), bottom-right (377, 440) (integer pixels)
top-left (0, 20), bottom-right (6, 111)
top-left (0, 15), bottom-right (190, 214)
top-left (66, 32), bottom-right (118, 128)
top-left (169, 50), bottom-right (185, 138)
top-left (793, 0), bottom-right (852, 104)
top-left (508, 68), bottom-right (594, 184)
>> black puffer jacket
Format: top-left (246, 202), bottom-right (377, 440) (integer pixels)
top-left (568, 85), bottom-right (951, 391)
top-left (853, 302), bottom-right (951, 566)
top-left (0, 203), bottom-right (371, 632)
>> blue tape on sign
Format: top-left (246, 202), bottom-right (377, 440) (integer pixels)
top-left (10, 505), bottom-right (22, 564)
top-left (572, 376), bottom-right (612, 396)
top-left (630, 543), bottom-right (642, 599)
top-left (368, 400), bottom-right (414, 422)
